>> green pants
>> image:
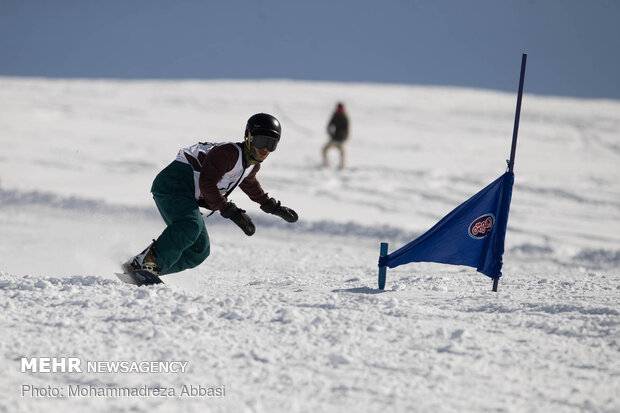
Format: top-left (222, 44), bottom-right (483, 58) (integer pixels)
top-left (150, 161), bottom-right (210, 275)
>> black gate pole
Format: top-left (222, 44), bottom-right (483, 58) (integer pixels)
top-left (508, 53), bottom-right (528, 174)
top-left (493, 52), bottom-right (527, 293)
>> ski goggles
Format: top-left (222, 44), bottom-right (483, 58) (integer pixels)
top-left (251, 133), bottom-right (279, 152)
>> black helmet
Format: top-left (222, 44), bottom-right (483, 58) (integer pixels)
top-left (245, 113), bottom-right (281, 139)
top-left (244, 113), bottom-right (281, 157)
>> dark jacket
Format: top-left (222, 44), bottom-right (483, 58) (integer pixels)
top-left (327, 110), bottom-right (349, 142)
top-left (199, 142), bottom-right (269, 211)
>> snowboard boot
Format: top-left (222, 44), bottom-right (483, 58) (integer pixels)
top-left (122, 241), bottom-right (161, 276)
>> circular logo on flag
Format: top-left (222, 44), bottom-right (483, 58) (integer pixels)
top-left (468, 214), bottom-right (495, 239)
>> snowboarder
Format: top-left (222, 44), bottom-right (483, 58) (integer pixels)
top-left (122, 113), bottom-right (298, 282)
top-left (322, 102), bottom-right (350, 169)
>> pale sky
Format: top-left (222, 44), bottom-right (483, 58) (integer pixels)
top-left (1, 0), bottom-right (619, 100)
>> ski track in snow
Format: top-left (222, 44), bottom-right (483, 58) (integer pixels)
top-left (0, 77), bottom-right (619, 412)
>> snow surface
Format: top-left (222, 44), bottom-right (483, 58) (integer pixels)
top-left (0, 77), bottom-right (619, 412)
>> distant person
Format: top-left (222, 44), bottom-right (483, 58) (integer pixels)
top-left (122, 113), bottom-right (298, 282)
top-left (322, 102), bottom-right (350, 169)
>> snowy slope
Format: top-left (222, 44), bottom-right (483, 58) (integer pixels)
top-left (0, 77), bottom-right (619, 412)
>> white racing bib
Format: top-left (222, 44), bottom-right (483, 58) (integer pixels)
top-left (175, 142), bottom-right (254, 200)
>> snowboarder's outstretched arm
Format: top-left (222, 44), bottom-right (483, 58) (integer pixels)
top-left (198, 142), bottom-right (298, 235)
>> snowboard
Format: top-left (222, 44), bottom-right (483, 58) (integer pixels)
top-left (115, 270), bottom-right (164, 286)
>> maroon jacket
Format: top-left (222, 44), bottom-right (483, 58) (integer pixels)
top-left (198, 142), bottom-right (270, 211)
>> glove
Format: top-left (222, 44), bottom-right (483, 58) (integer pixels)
top-left (220, 202), bottom-right (255, 236)
top-left (260, 198), bottom-right (298, 223)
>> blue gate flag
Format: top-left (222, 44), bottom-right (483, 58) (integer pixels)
top-left (379, 172), bottom-right (514, 279)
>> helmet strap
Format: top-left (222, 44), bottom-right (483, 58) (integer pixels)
top-left (243, 132), bottom-right (263, 165)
